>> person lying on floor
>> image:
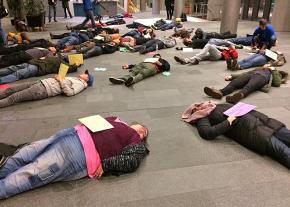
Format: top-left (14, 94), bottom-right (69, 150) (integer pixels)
top-left (252, 18), bottom-right (277, 51)
top-left (109, 54), bottom-right (170, 86)
top-left (126, 36), bottom-right (177, 54)
top-left (183, 36), bottom-right (253, 49)
top-left (171, 27), bottom-right (194, 39)
top-left (154, 18), bottom-right (183, 31)
top-left (119, 36), bottom-right (152, 48)
top-left (0, 116), bottom-right (149, 199)
top-left (122, 27), bottom-right (156, 39)
top-left (55, 31), bottom-right (93, 50)
top-left (0, 56), bottom-right (78, 84)
top-left (226, 50), bottom-right (286, 70)
top-left (0, 70), bottom-right (94, 108)
top-left (174, 43), bottom-right (238, 65)
top-left (62, 40), bottom-right (119, 59)
top-left (193, 28), bottom-right (237, 40)
top-left (203, 66), bottom-right (288, 103)
top-left (0, 47), bottom-right (57, 69)
top-left (182, 101), bottom-right (290, 172)
top-left (0, 39), bottom-right (55, 55)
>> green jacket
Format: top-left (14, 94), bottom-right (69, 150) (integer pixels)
top-left (231, 67), bottom-right (282, 93)
top-left (28, 56), bottom-right (62, 76)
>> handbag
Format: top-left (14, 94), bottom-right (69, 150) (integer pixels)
top-left (0, 4), bottom-right (8, 19)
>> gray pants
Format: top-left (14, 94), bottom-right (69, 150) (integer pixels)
top-left (208, 38), bottom-right (235, 47)
top-left (0, 82), bottom-right (48, 108)
top-left (185, 44), bottom-right (222, 63)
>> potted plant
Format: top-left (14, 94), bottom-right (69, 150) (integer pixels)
top-left (6, 0), bottom-right (25, 25)
top-left (24, 0), bottom-right (45, 28)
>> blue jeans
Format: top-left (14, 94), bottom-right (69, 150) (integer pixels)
top-left (123, 30), bottom-right (141, 38)
top-left (268, 127), bottom-right (290, 169)
top-left (227, 36), bottom-right (252, 46)
top-left (0, 128), bottom-right (87, 199)
top-left (0, 19), bottom-right (6, 47)
top-left (57, 34), bottom-right (81, 48)
top-left (238, 53), bottom-right (267, 69)
top-left (81, 9), bottom-right (96, 28)
top-left (0, 63), bottom-right (38, 84)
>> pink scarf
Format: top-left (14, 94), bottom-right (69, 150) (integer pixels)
top-left (182, 100), bottom-right (217, 123)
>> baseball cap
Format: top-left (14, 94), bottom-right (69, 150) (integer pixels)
top-left (85, 70), bottom-right (94, 87)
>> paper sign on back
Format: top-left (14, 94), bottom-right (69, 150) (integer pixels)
top-left (79, 115), bottom-right (114, 132)
top-left (224, 102), bottom-right (256, 117)
top-left (68, 54), bottom-right (84, 66)
top-left (58, 63), bottom-right (69, 79)
top-left (143, 58), bottom-right (159, 63)
top-left (265, 49), bottom-right (278, 61)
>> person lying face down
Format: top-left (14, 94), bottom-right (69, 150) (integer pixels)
top-left (203, 67), bottom-right (288, 103)
top-left (0, 70), bottom-right (94, 108)
top-left (109, 54), bottom-right (170, 86)
top-left (182, 101), bottom-right (290, 172)
top-left (174, 44), bottom-right (238, 65)
top-left (0, 117), bottom-right (149, 199)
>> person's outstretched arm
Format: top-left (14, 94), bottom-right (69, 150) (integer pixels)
top-left (101, 143), bottom-right (149, 175)
top-left (196, 116), bottom-right (235, 140)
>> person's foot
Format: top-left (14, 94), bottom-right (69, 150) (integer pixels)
top-left (174, 56), bottom-right (187, 65)
top-left (226, 92), bottom-right (244, 103)
top-left (64, 16), bottom-right (67, 19)
top-left (151, 25), bottom-right (157, 30)
top-left (66, 25), bottom-right (71, 30)
top-left (109, 77), bottom-right (125, 85)
top-left (188, 58), bottom-right (199, 65)
top-left (231, 59), bottom-right (241, 70)
top-left (226, 58), bottom-right (233, 70)
top-left (204, 87), bottom-right (223, 99)
top-left (139, 46), bottom-right (147, 54)
top-left (49, 32), bottom-right (55, 39)
top-left (0, 155), bottom-right (7, 168)
top-left (124, 76), bottom-right (134, 87)
top-left (70, 16), bottom-right (73, 19)
top-left (124, 44), bottom-right (135, 52)
top-left (54, 19), bottom-right (57, 22)
top-left (49, 19), bottom-right (51, 22)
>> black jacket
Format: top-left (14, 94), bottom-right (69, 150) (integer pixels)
top-left (195, 104), bottom-right (285, 155)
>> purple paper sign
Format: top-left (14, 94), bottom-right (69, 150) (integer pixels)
top-left (224, 102), bottom-right (256, 117)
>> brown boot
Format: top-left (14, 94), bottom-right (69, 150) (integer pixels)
top-left (204, 87), bottom-right (223, 99)
top-left (226, 92), bottom-right (244, 103)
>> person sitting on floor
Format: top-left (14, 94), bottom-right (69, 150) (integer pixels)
top-left (0, 70), bottom-right (94, 108)
top-left (0, 47), bottom-right (57, 69)
top-left (252, 18), bottom-right (277, 52)
top-left (182, 101), bottom-right (290, 172)
top-left (226, 50), bottom-right (286, 70)
top-left (109, 54), bottom-right (170, 86)
top-left (0, 56), bottom-right (78, 84)
top-left (203, 66), bottom-right (288, 103)
top-left (174, 43), bottom-right (238, 65)
top-left (0, 116), bottom-right (149, 199)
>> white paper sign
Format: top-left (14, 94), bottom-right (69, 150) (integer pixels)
top-left (143, 58), bottom-right (159, 63)
top-left (265, 49), bottom-right (278, 61)
top-left (182, 47), bottom-right (194, 53)
top-left (79, 115), bottom-right (114, 133)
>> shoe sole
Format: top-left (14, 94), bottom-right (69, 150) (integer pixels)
top-left (109, 77), bottom-right (124, 84)
top-left (226, 93), bottom-right (243, 103)
top-left (125, 77), bottom-right (134, 87)
top-left (204, 87), bottom-right (223, 99)
top-left (174, 56), bottom-right (186, 65)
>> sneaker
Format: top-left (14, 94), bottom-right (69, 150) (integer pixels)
top-left (139, 46), bottom-right (147, 54)
top-left (204, 87), bottom-right (223, 99)
top-left (0, 155), bottom-right (8, 168)
top-left (188, 58), bottom-right (199, 65)
top-left (125, 76), bottom-right (134, 87)
top-left (174, 56), bottom-right (187, 65)
top-left (54, 19), bottom-right (57, 22)
top-left (226, 92), bottom-right (244, 103)
top-left (231, 59), bottom-right (241, 70)
top-left (226, 58), bottom-right (233, 70)
top-left (151, 25), bottom-right (157, 30)
top-left (109, 77), bottom-right (125, 85)
top-left (124, 44), bottom-right (135, 52)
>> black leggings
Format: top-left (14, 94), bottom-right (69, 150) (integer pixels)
top-left (221, 73), bottom-right (267, 97)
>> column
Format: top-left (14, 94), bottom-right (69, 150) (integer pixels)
top-left (251, 0), bottom-right (261, 20)
top-left (272, 0), bottom-right (290, 32)
top-left (262, 0), bottom-right (273, 21)
top-left (173, 0), bottom-right (185, 18)
top-left (140, 0), bottom-right (146, 11)
top-left (207, 0), bottom-right (223, 21)
top-left (220, 0), bottom-right (241, 34)
top-left (242, 0), bottom-right (250, 20)
top-left (152, 0), bottom-right (160, 15)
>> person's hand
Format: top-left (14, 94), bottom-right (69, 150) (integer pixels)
top-left (93, 164), bottom-right (103, 179)
top-left (224, 75), bottom-right (232, 81)
top-left (54, 74), bottom-right (64, 81)
top-left (155, 60), bottom-right (162, 66)
top-left (122, 64), bottom-right (129, 69)
top-left (227, 116), bottom-right (236, 125)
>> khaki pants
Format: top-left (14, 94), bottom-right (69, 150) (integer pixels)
top-left (122, 63), bottom-right (157, 84)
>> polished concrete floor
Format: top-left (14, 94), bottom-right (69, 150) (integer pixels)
top-left (1, 11), bottom-right (290, 207)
